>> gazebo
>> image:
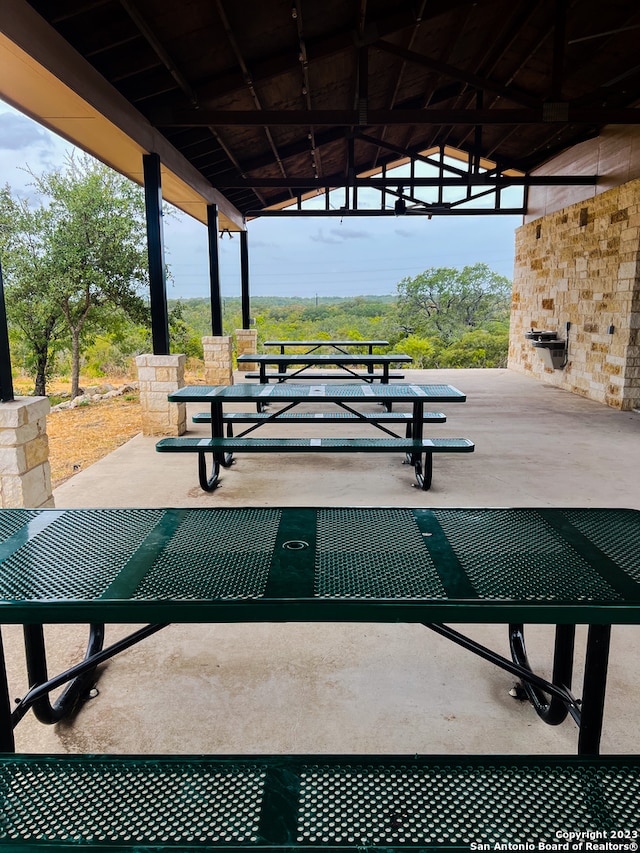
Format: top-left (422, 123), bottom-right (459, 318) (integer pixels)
top-left (1, 0), bottom-right (639, 507)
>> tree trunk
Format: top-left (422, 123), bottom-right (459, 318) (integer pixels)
top-left (34, 368), bottom-right (47, 397)
top-left (33, 346), bottom-right (48, 397)
top-left (70, 330), bottom-right (81, 400)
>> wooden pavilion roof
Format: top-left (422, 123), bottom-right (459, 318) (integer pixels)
top-left (2, 0), bottom-right (640, 226)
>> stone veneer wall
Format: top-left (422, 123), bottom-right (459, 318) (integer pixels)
top-left (235, 328), bottom-right (257, 372)
top-left (0, 397), bottom-right (54, 507)
top-left (202, 336), bottom-right (234, 385)
top-left (136, 354), bottom-right (186, 435)
top-left (508, 178), bottom-right (640, 410)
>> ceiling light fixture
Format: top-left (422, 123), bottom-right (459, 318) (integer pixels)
top-left (394, 188), bottom-right (407, 215)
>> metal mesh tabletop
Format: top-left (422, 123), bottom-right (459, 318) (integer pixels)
top-left (263, 340), bottom-right (389, 347)
top-left (236, 354), bottom-right (412, 364)
top-left (0, 508), bottom-right (638, 624)
top-left (169, 384), bottom-right (466, 402)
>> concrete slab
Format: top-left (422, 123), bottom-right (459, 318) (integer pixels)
top-left (5, 368), bottom-right (640, 756)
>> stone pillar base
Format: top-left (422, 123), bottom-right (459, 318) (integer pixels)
top-left (203, 336), bottom-right (234, 385)
top-left (0, 397), bottom-right (54, 508)
top-left (136, 354), bottom-right (186, 436)
top-left (235, 328), bottom-right (258, 372)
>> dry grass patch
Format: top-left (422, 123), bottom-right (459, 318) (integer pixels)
top-left (19, 366), bottom-right (207, 491)
top-left (47, 395), bottom-right (142, 488)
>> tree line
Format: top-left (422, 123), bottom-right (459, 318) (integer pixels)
top-left (1, 156), bottom-right (512, 397)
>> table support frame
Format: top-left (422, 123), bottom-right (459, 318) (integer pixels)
top-left (0, 623), bottom-right (168, 753)
top-left (0, 620), bottom-right (612, 756)
top-left (197, 397), bottom-right (429, 491)
top-left (23, 623), bottom-right (105, 725)
top-left (423, 622), bottom-right (611, 755)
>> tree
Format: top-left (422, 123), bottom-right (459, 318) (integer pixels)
top-left (439, 322), bottom-right (510, 368)
top-left (1, 154), bottom-right (150, 397)
top-left (396, 263), bottom-right (512, 344)
top-left (168, 301), bottom-right (204, 359)
top-left (396, 334), bottom-right (443, 368)
top-left (33, 155), bottom-right (150, 398)
top-left (0, 187), bottom-right (68, 395)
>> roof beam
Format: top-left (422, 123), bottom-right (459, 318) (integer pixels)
top-left (356, 131), bottom-right (469, 177)
top-left (550, 0), bottom-right (568, 100)
top-left (372, 0), bottom-right (427, 168)
top-left (240, 127), bottom-right (348, 173)
top-left (215, 0), bottom-right (288, 195)
top-left (193, 0), bottom-right (478, 106)
top-left (374, 40), bottom-right (541, 109)
top-left (158, 107), bottom-right (640, 126)
top-left (0, 0), bottom-right (244, 228)
top-left (292, 0), bottom-right (321, 179)
top-left (119, 0), bottom-right (198, 106)
top-left (245, 207), bottom-right (525, 217)
top-left (211, 175), bottom-right (597, 189)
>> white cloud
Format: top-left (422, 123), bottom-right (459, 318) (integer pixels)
top-left (0, 102), bottom-right (74, 196)
top-left (0, 111), bottom-right (54, 151)
top-left (309, 228), bottom-right (343, 245)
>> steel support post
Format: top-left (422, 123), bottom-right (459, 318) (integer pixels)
top-left (240, 231), bottom-right (251, 330)
top-left (0, 258), bottom-right (15, 403)
top-left (143, 153), bottom-right (170, 355)
top-left (207, 205), bottom-right (223, 336)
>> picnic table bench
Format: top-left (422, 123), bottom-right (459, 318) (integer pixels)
top-left (192, 408), bottom-right (447, 435)
top-left (238, 352), bottom-right (412, 384)
top-left (159, 383), bottom-right (471, 492)
top-left (0, 506), bottom-right (638, 849)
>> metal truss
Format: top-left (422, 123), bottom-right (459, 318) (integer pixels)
top-left (236, 141), bottom-right (596, 218)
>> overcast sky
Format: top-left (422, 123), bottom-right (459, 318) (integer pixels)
top-left (0, 99), bottom-right (522, 299)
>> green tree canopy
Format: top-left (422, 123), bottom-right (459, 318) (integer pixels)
top-left (0, 186), bottom-right (68, 395)
top-left (1, 154), bottom-right (150, 397)
top-left (396, 263), bottom-right (512, 344)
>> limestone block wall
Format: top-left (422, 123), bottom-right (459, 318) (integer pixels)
top-left (203, 336), bottom-right (233, 385)
top-left (0, 397), bottom-right (54, 508)
top-left (508, 179), bottom-right (640, 410)
top-left (235, 328), bottom-right (257, 372)
top-left (136, 354), bottom-right (186, 435)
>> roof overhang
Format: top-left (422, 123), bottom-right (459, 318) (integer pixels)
top-left (0, 0), bottom-right (245, 231)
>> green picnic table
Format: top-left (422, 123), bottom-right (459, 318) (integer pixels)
top-left (238, 352), bottom-right (412, 383)
top-left (263, 339), bottom-right (389, 355)
top-left (159, 383), bottom-right (472, 491)
top-left (0, 506), bottom-right (638, 849)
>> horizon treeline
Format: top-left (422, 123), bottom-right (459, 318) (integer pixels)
top-left (9, 265), bottom-right (511, 394)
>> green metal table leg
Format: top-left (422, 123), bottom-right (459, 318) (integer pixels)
top-left (0, 627), bottom-right (15, 752)
top-left (578, 624), bottom-right (612, 756)
top-left (23, 623), bottom-right (105, 724)
top-left (509, 623), bottom-right (576, 725)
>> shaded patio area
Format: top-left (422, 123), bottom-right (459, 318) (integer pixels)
top-left (55, 368), bottom-right (640, 510)
top-left (2, 367), bottom-right (639, 757)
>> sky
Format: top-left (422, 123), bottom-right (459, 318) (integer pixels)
top-left (0, 99), bottom-right (522, 300)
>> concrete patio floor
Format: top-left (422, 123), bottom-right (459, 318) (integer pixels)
top-left (5, 368), bottom-right (640, 756)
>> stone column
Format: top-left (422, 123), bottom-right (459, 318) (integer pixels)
top-left (136, 354), bottom-right (186, 436)
top-left (235, 328), bottom-right (258, 373)
top-left (0, 397), bottom-right (54, 508)
top-left (202, 335), bottom-right (234, 385)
